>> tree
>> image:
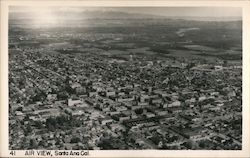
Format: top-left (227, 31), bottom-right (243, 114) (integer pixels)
top-left (135, 108), bottom-right (143, 115)
top-left (186, 62), bottom-right (195, 70)
top-left (223, 60), bottom-right (228, 67)
top-left (24, 124), bottom-right (32, 136)
top-left (70, 137), bottom-right (81, 143)
top-left (198, 141), bottom-right (206, 148)
top-left (183, 140), bottom-right (196, 149)
top-left (34, 121), bottom-right (43, 129)
top-left (29, 138), bottom-right (38, 149)
top-left (57, 91), bottom-right (69, 100)
top-left (98, 139), bottom-right (114, 149)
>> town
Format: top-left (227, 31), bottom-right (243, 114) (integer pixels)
top-left (9, 10), bottom-right (242, 150)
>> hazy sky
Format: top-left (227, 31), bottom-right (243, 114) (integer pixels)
top-left (111, 7), bottom-right (241, 17)
top-left (10, 6), bottom-right (241, 17)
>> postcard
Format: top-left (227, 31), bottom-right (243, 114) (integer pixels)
top-left (0, 0), bottom-right (249, 157)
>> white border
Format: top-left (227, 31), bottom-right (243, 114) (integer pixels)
top-left (1, 1), bottom-right (250, 157)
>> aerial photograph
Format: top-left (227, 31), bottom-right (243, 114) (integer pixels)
top-left (9, 7), bottom-right (242, 150)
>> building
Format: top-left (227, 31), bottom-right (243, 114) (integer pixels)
top-left (68, 98), bottom-right (82, 106)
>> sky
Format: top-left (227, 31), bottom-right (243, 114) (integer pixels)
top-left (10, 6), bottom-right (242, 18)
top-left (9, 7), bottom-right (241, 26)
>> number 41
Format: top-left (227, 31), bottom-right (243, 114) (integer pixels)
top-left (10, 150), bottom-right (16, 156)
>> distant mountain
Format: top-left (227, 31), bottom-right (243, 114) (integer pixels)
top-left (169, 16), bottom-right (242, 22)
top-left (9, 10), bottom-right (242, 29)
top-left (9, 10), bottom-right (241, 21)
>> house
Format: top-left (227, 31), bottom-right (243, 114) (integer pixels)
top-left (138, 102), bottom-right (149, 106)
top-left (47, 94), bottom-right (57, 101)
top-left (148, 125), bottom-right (159, 130)
top-left (157, 110), bottom-right (168, 116)
top-left (70, 82), bottom-right (81, 89)
top-left (100, 117), bottom-right (113, 125)
top-left (106, 91), bottom-right (116, 97)
top-left (29, 115), bottom-right (42, 121)
top-left (109, 111), bottom-right (120, 116)
top-left (112, 113), bottom-right (130, 122)
top-left (168, 107), bottom-right (183, 113)
top-left (209, 106), bottom-right (221, 111)
top-left (228, 91), bottom-right (236, 97)
top-left (214, 65), bottom-right (223, 71)
top-left (11, 103), bottom-right (23, 111)
top-left (145, 112), bottom-right (155, 118)
top-left (116, 106), bottom-right (127, 112)
top-left (131, 105), bottom-right (141, 110)
top-left (15, 111), bottom-right (24, 116)
top-left (22, 106), bottom-right (33, 113)
top-left (71, 110), bottom-right (85, 116)
top-left (140, 94), bottom-right (149, 102)
top-left (88, 92), bottom-right (98, 97)
top-left (109, 123), bottom-right (126, 132)
top-left (121, 110), bottom-right (132, 116)
top-left (117, 96), bottom-right (134, 102)
top-left (151, 98), bottom-right (162, 104)
top-left (119, 116), bottom-right (130, 122)
top-left (188, 132), bottom-right (203, 140)
top-left (68, 99), bottom-right (82, 106)
top-left (36, 108), bottom-right (60, 118)
top-left (199, 96), bottom-right (206, 102)
top-left (168, 100), bottom-right (181, 107)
